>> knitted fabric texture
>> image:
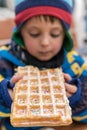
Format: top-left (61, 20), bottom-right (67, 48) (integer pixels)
top-left (0, 79), bottom-right (14, 108)
top-left (15, 0), bottom-right (73, 29)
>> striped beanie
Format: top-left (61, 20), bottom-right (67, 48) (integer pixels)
top-left (13, 0), bottom-right (73, 51)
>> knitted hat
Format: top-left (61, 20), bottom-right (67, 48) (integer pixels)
top-left (12, 0), bottom-right (73, 51)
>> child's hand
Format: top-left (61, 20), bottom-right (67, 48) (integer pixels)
top-left (8, 88), bottom-right (13, 100)
top-left (10, 73), bottom-right (23, 84)
top-left (63, 73), bottom-right (77, 98)
top-left (9, 73), bottom-right (23, 100)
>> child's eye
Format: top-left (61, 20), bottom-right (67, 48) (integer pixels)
top-left (30, 33), bottom-right (40, 37)
top-left (50, 34), bottom-right (61, 38)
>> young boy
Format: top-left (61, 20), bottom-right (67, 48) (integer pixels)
top-left (0, 0), bottom-right (87, 130)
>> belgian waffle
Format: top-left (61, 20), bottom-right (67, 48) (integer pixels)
top-left (10, 66), bottom-right (72, 127)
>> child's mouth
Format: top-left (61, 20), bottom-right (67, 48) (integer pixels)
top-left (39, 51), bottom-right (51, 55)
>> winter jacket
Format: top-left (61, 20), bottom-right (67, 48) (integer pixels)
top-left (0, 44), bottom-right (87, 130)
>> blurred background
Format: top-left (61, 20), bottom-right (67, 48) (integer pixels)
top-left (0, 0), bottom-right (87, 60)
top-left (72, 0), bottom-right (87, 60)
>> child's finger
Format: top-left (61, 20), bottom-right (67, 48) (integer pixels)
top-left (65, 83), bottom-right (77, 94)
top-left (10, 73), bottom-right (23, 84)
top-left (66, 91), bottom-right (72, 98)
top-left (63, 73), bottom-right (72, 82)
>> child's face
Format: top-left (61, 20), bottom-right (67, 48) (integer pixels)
top-left (21, 16), bottom-right (65, 61)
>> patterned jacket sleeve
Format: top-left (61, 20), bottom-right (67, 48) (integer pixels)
top-left (0, 58), bottom-right (14, 118)
top-left (72, 76), bottom-right (87, 123)
top-left (66, 50), bottom-right (87, 122)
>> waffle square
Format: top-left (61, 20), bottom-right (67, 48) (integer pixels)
top-left (10, 66), bottom-right (72, 127)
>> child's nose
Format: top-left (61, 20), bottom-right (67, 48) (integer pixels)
top-left (40, 35), bottom-right (50, 46)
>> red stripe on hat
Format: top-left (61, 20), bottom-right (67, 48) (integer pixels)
top-left (15, 6), bottom-right (72, 26)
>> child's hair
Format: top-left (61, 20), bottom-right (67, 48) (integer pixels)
top-left (12, 0), bottom-right (73, 51)
top-left (21, 15), bottom-right (63, 30)
top-left (31, 15), bottom-right (61, 23)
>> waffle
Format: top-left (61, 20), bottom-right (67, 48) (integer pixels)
top-left (10, 66), bottom-right (72, 127)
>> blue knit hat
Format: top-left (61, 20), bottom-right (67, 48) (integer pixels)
top-left (13, 0), bottom-right (73, 51)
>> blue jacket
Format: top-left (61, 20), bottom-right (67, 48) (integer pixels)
top-left (0, 44), bottom-right (87, 130)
